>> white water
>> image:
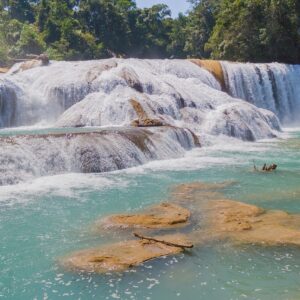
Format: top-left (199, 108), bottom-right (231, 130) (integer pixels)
top-left (0, 59), bottom-right (280, 140)
top-left (221, 62), bottom-right (300, 124)
top-left (0, 127), bottom-right (196, 185)
top-left (1, 58), bottom-right (298, 185)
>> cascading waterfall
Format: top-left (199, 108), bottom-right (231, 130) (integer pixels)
top-left (0, 80), bottom-right (18, 127)
top-left (221, 61), bottom-right (300, 123)
top-left (0, 127), bottom-right (197, 185)
top-left (0, 58), bottom-right (292, 185)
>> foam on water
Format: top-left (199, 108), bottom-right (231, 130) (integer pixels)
top-left (0, 173), bottom-right (128, 205)
top-left (0, 128), bottom-right (284, 205)
top-left (0, 126), bottom-right (199, 185)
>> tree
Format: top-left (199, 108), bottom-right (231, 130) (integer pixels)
top-left (78, 0), bottom-right (134, 56)
top-left (1, 0), bottom-right (300, 65)
top-left (13, 23), bottom-right (45, 57)
top-left (127, 4), bottom-right (172, 57)
top-left (262, 0), bottom-right (300, 63)
top-left (2, 0), bottom-right (36, 23)
top-left (166, 14), bottom-right (189, 58)
top-left (184, 0), bottom-right (219, 58)
top-left (206, 0), bottom-right (300, 63)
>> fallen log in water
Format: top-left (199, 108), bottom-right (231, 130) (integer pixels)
top-left (60, 234), bottom-right (190, 273)
top-left (134, 232), bottom-right (194, 249)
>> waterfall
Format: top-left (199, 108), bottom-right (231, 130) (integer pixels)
top-left (0, 127), bottom-right (197, 185)
top-left (0, 59), bottom-right (282, 139)
top-left (221, 62), bottom-right (300, 124)
top-left (0, 59), bottom-right (286, 185)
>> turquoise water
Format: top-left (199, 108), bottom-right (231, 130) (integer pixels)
top-left (1, 130), bottom-right (300, 300)
top-left (0, 126), bottom-right (120, 137)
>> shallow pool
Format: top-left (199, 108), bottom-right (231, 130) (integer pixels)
top-left (1, 129), bottom-right (300, 300)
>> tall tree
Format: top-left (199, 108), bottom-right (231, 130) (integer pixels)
top-left (2, 0), bottom-right (36, 23)
top-left (207, 0), bottom-right (300, 63)
top-left (184, 0), bottom-right (219, 58)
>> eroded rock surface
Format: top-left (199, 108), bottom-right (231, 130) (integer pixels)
top-left (100, 203), bottom-right (190, 229)
top-left (131, 118), bottom-right (165, 127)
top-left (190, 59), bottom-right (226, 91)
top-left (172, 181), bottom-right (300, 247)
top-left (202, 199), bottom-right (300, 246)
top-left (61, 181), bottom-right (300, 275)
top-left (0, 67), bottom-right (9, 74)
top-left (61, 234), bottom-right (190, 273)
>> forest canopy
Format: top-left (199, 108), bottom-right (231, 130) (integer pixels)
top-left (0, 0), bottom-right (300, 66)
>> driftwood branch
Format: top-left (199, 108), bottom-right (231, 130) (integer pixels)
top-left (133, 232), bottom-right (193, 249)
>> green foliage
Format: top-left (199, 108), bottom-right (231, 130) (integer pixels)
top-left (184, 0), bottom-right (219, 58)
top-left (0, 0), bottom-right (299, 66)
top-left (14, 24), bottom-right (46, 57)
top-left (207, 0), bottom-right (300, 63)
top-left (166, 14), bottom-right (189, 58)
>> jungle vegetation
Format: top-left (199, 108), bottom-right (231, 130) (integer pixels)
top-left (0, 0), bottom-right (299, 65)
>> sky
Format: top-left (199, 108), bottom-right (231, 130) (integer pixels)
top-left (135, 0), bottom-right (191, 17)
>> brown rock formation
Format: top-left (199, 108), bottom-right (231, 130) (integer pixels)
top-left (100, 203), bottom-right (190, 229)
top-left (190, 59), bottom-right (226, 91)
top-left (12, 54), bottom-right (49, 74)
top-left (0, 67), bottom-right (9, 74)
top-left (130, 118), bottom-right (164, 127)
top-left (171, 181), bottom-right (235, 203)
top-left (129, 98), bottom-right (166, 127)
top-left (61, 181), bottom-right (300, 275)
top-left (130, 98), bottom-right (148, 120)
top-left (199, 199), bottom-right (300, 246)
top-left (170, 181), bottom-right (300, 247)
top-left (61, 234), bottom-right (191, 273)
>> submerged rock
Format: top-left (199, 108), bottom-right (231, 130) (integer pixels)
top-left (171, 181), bottom-right (300, 247)
top-left (61, 234), bottom-right (190, 273)
top-left (61, 202), bottom-right (192, 274)
top-left (202, 199), bottom-right (300, 246)
top-left (99, 203), bottom-right (190, 229)
top-left (60, 181), bottom-right (300, 275)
